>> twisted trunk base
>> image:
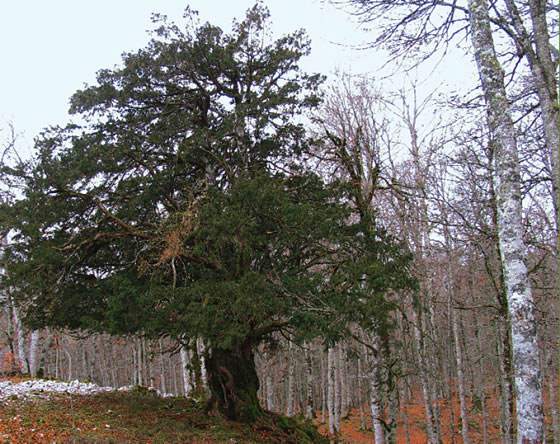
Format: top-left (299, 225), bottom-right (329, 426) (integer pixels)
top-left (205, 343), bottom-right (263, 422)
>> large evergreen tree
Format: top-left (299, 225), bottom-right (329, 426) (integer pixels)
top-left (0, 5), bottom-right (412, 421)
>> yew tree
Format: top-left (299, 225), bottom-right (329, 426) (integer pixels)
top-left (0, 5), bottom-right (412, 421)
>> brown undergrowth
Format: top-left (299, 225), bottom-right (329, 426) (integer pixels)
top-left (317, 386), bottom-right (557, 443)
top-left (0, 385), bottom-right (326, 444)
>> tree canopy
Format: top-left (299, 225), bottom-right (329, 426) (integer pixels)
top-left (0, 4), bottom-right (413, 421)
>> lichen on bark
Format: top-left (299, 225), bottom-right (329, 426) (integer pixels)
top-left (468, 0), bottom-right (545, 441)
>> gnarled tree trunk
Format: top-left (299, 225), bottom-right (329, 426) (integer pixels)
top-left (205, 342), bottom-right (263, 422)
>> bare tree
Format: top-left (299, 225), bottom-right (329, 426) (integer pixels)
top-left (469, 0), bottom-right (544, 440)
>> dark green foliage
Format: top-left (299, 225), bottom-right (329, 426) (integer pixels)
top-left (0, 3), bottom-right (413, 421)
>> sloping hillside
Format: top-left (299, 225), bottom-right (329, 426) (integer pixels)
top-left (0, 380), bottom-right (326, 444)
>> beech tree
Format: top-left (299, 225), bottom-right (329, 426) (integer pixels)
top-left (0, 5), bottom-right (412, 422)
top-left (316, 76), bottom-right (408, 442)
top-left (338, 0), bottom-right (554, 440)
top-left (469, 0), bottom-right (544, 439)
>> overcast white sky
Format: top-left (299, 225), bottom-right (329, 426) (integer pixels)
top-left (0, 1), bottom-right (473, 155)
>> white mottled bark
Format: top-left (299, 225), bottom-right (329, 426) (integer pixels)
top-left (265, 373), bottom-right (274, 411)
top-left (334, 343), bottom-right (341, 432)
top-left (12, 303), bottom-right (28, 374)
top-left (264, 351), bottom-right (274, 411)
top-left (357, 356), bottom-right (366, 430)
top-left (82, 343), bottom-right (90, 382)
top-left (369, 335), bottom-right (385, 444)
top-left (64, 347), bottom-right (73, 380)
top-left (488, 130), bottom-right (516, 444)
top-left (304, 344), bottom-right (314, 420)
top-left (286, 341), bottom-right (295, 417)
top-left (28, 330), bottom-right (40, 378)
top-left (38, 331), bottom-right (52, 378)
top-left (321, 353), bottom-right (327, 424)
top-left (196, 338), bottom-right (208, 389)
top-left (108, 341), bottom-right (117, 387)
top-left (468, 0), bottom-right (544, 441)
top-left (136, 338), bottom-right (144, 386)
top-left (386, 353), bottom-right (398, 444)
top-left (55, 344), bottom-right (60, 380)
top-left (521, 5), bottom-right (560, 439)
top-left (548, 371), bottom-right (560, 444)
top-left (327, 346), bottom-right (337, 435)
top-left (180, 342), bottom-right (192, 397)
top-left (144, 339), bottom-right (153, 388)
top-left (503, 0), bottom-right (559, 229)
top-left (170, 355), bottom-right (178, 395)
top-left (340, 345), bottom-right (349, 419)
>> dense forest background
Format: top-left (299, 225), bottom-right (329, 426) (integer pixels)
top-left (0, 1), bottom-right (558, 443)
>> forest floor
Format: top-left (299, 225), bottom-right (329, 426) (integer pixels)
top-left (1, 377), bottom-right (555, 443)
top-left (0, 377), bottom-right (324, 444)
top-left (316, 393), bottom-right (504, 443)
top-left (317, 386), bottom-right (554, 443)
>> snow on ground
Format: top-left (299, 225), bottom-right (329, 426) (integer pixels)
top-left (0, 379), bottom-right (170, 402)
top-left (0, 379), bottom-right (114, 402)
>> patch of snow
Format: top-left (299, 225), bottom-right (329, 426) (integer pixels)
top-left (0, 379), bottom-right (113, 402)
top-left (0, 379), bottom-right (173, 402)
